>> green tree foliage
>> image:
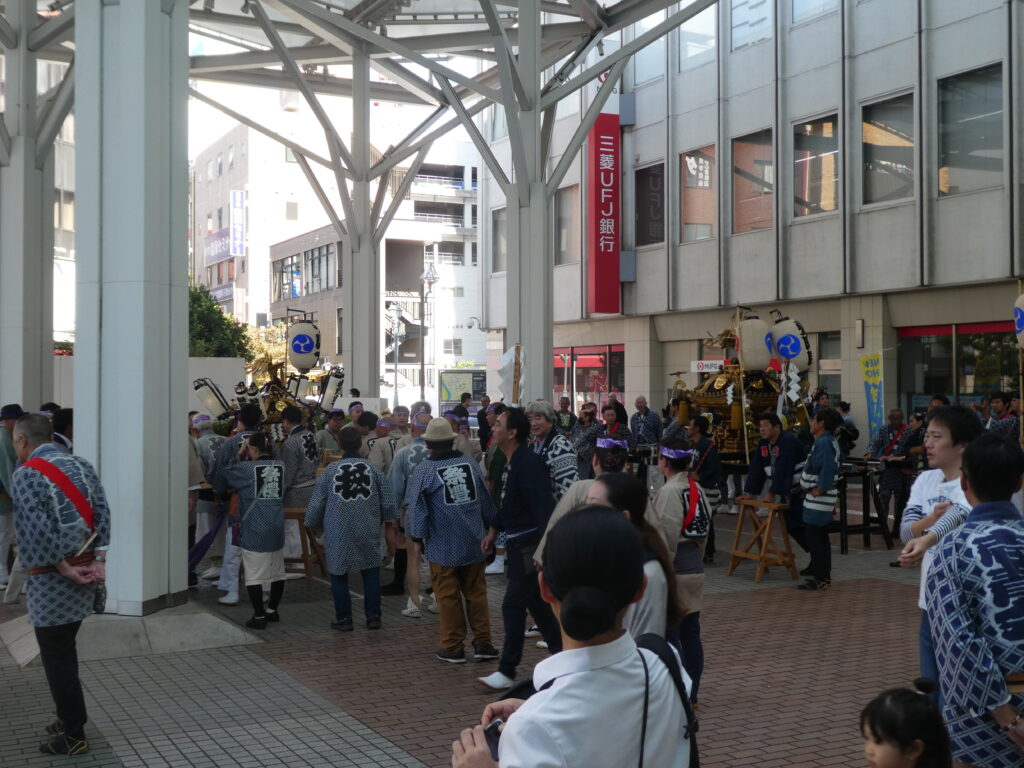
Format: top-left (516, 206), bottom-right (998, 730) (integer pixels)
top-left (189, 285), bottom-right (252, 360)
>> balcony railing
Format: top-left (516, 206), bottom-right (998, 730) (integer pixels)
top-left (413, 174), bottom-right (466, 189)
top-left (413, 211), bottom-right (466, 226)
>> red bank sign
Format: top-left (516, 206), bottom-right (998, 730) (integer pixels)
top-left (586, 111), bottom-right (621, 314)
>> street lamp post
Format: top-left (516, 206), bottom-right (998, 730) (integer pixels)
top-left (389, 303), bottom-right (403, 408)
top-left (419, 263), bottom-right (439, 401)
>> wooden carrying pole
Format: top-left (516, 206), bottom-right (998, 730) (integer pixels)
top-left (733, 307), bottom-right (752, 461)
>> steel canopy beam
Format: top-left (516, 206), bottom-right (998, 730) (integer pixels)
top-left (273, 0), bottom-right (503, 103)
top-left (373, 145), bottom-right (430, 246)
top-left (294, 153), bottom-right (347, 237)
top-left (28, 6), bottom-right (74, 51)
top-left (187, 86), bottom-right (339, 174)
top-left (191, 67), bottom-right (430, 105)
top-left (35, 61), bottom-right (74, 169)
top-left (435, 75), bottom-right (510, 189)
top-left (540, 0), bottom-right (718, 111)
top-left (0, 119), bottom-right (10, 166)
top-left (0, 13), bottom-right (17, 49)
top-left (546, 54), bottom-right (627, 197)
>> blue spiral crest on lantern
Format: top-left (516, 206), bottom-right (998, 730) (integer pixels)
top-left (776, 334), bottom-right (802, 360)
top-left (291, 334), bottom-right (315, 354)
top-left (1015, 306), bottom-right (1024, 335)
top-left (764, 332), bottom-right (774, 353)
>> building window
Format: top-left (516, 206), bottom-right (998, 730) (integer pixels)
top-left (304, 244), bottom-right (331, 295)
top-left (633, 11), bottom-right (666, 85)
top-left (206, 159), bottom-right (213, 181)
top-left (217, 207), bottom-right (224, 230)
top-left (732, 0), bottom-right (773, 50)
top-left (679, 5), bottom-right (716, 71)
top-left (227, 259), bottom-right (235, 281)
top-left (491, 207), bottom-right (508, 272)
top-left (680, 145), bottom-right (716, 242)
top-left (443, 338), bottom-right (463, 356)
top-left (228, 144), bottom-right (235, 169)
top-left (555, 184), bottom-right (581, 265)
top-left (206, 213), bottom-right (213, 234)
top-left (732, 129), bottom-right (774, 233)
top-left (285, 201), bottom-right (299, 220)
top-left (817, 330), bottom-right (842, 395)
top-left (216, 153), bottom-right (223, 176)
top-left (862, 93), bottom-right (915, 205)
top-left (794, 114), bottom-right (839, 217)
top-left (792, 0), bottom-right (836, 23)
top-left (336, 309), bottom-right (343, 355)
top-left (445, 286), bottom-right (465, 298)
top-left (939, 63), bottom-right (1004, 196)
top-left (272, 254), bottom-right (303, 302)
top-left (635, 164), bottom-right (665, 246)
top-left (54, 190), bottom-right (75, 232)
top-left (216, 261), bottom-right (224, 285)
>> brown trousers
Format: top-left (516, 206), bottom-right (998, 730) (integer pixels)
top-left (429, 560), bottom-right (491, 651)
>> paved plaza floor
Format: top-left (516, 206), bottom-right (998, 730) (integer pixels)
top-left (0, 515), bottom-right (918, 768)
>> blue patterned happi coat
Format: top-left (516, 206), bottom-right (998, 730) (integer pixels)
top-left (305, 456), bottom-right (397, 576)
top-left (926, 501), bottom-right (1024, 768)
top-left (12, 444), bottom-right (111, 627)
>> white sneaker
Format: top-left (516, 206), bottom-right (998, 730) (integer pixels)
top-left (401, 597), bottom-right (421, 618)
top-left (426, 595), bottom-right (439, 614)
top-left (524, 625), bottom-right (541, 638)
top-left (199, 567), bottom-right (221, 580)
top-left (478, 671), bottom-right (515, 691)
top-left (536, 640), bottom-right (548, 649)
top-left (485, 556), bottom-right (505, 575)
top-left (218, 592), bottom-right (239, 606)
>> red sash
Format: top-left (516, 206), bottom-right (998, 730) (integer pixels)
top-left (680, 477), bottom-right (701, 532)
top-left (23, 457), bottom-right (95, 531)
top-left (882, 426), bottom-right (906, 457)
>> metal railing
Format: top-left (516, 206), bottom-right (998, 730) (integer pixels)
top-left (413, 211), bottom-right (465, 226)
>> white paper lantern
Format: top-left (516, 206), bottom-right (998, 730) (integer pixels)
top-left (770, 312), bottom-right (812, 372)
top-left (319, 366), bottom-right (346, 412)
top-left (736, 313), bottom-right (772, 371)
top-left (287, 321), bottom-right (321, 373)
top-left (1014, 294), bottom-right (1024, 349)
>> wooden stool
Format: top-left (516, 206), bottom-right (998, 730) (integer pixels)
top-left (284, 508), bottom-right (328, 586)
top-left (727, 499), bottom-right (799, 583)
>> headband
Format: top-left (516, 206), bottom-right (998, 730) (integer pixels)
top-left (192, 414), bottom-right (212, 425)
top-left (348, 402), bottom-right (363, 413)
top-left (596, 437), bottom-right (629, 451)
top-left (659, 446), bottom-right (694, 460)
top-left (393, 406), bottom-right (410, 414)
top-left (329, 408), bottom-right (346, 416)
top-left (486, 405), bottom-right (496, 412)
top-left (378, 420), bottom-right (396, 428)
top-left (443, 411), bottom-right (458, 419)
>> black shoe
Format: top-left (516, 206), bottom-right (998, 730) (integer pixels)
top-left (366, 615), bottom-right (382, 630)
top-left (331, 618), bottom-right (354, 631)
top-left (45, 719), bottom-right (63, 736)
top-left (380, 582), bottom-right (405, 596)
top-left (799, 564), bottom-right (814, 577)
top-left (472, 643), bottom-right (500, 661)
top-left (702, 553), bottom-right (715, 565)
top-left (39, 734), bottom-right (88, 756)
top-left (797, 578), bottom-right (831, 591)
top-left (245, 616), bottom-right (268, 629)
top-left (436, 648), bottom-right (467, 664)
top-left (265, 609), bottom-right (280, 623)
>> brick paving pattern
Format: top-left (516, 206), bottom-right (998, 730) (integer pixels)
top-left (0, 519), bottom-right (922, 768)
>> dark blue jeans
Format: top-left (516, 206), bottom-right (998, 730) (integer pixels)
top-left (331, 568), bottom-right (381, 621)
top-left (918, 611), bottom-right (944, 711)
top-left (677, 612), bottom-right (704, 703)
top-left (498, 545), bottom-right (562, 679)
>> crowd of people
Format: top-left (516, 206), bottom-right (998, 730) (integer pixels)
top-left (1, 387), bottom-right (1023, 767)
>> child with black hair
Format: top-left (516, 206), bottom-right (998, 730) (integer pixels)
top-left (860, 679), bottom-right (951, 768)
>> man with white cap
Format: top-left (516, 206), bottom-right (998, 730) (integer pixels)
top-left (405, 418), bottom-right (499, 664)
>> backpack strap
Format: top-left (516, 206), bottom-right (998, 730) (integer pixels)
top-left (23, 457), bottom-right (95, 531)
top-left (637, 633), bottom-right (700, 768)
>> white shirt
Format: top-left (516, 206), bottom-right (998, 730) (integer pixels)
top-left (499, 632), bottom-right (692, 768)
top-left (900, 469), bottom-right (970, 610)
top-left (624, 560), bottom-right (668, 639)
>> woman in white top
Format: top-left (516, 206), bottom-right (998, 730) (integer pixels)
top-left (451, 506), bottom-right (692, 768)
top-left (585, 472), bottom-right (683, 639)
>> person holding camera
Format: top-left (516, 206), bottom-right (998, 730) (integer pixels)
top-left (453, 506), bottom-right (693, 767)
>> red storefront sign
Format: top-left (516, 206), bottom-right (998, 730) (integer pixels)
top-left (586, 111), bottom-right (621, 314)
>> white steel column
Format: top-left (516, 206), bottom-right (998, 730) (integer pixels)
top-left (0, 0), bottom-right (55, 408)
top-left (504, 0), bottom-right (553, 402)
top-left (75, 0), bottom-right (189, 615)
top-left (341, 47), bottom-right (381, 396)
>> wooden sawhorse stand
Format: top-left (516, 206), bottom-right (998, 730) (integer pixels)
top-left (727, 499), bottom-right (799, 583)
top-left (284, 508), bottom-right (328, 586)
